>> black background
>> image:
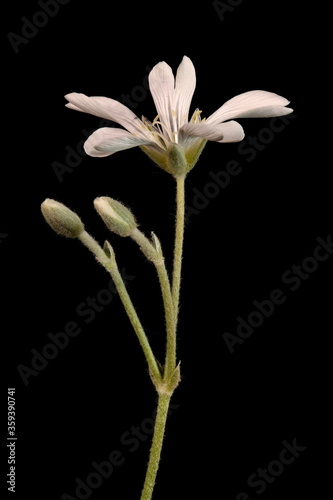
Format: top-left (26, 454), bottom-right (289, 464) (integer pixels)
top-left (2, 1), bottom-right (331, 499)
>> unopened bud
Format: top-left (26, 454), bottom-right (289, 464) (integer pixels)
top-left (41, 199), bottom-right (84, 238)
top-left (94, 197), bottom-right (137, 237)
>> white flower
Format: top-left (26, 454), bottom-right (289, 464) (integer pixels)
top-left (65, 56), bottom-right (292, 176)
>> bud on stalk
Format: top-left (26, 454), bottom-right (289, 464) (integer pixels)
top-left (94, 197), bottom-right (137, 237)
top-left (41, 199), bottom-right (84, 238)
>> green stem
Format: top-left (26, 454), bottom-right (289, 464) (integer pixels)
top-left (156, 261), bottom-right (176, 381)
top-left (80, 179), bottom-right (187, 500)
top-left (78, 231), bottom-right (161, 383)
top-left (139, 175), bottom-right (186, 500)
top-left (108, 262), bottom-right (161, 380)
top-left (130, 228), bottom-right (176, 381)
top-left (171, 174), bottom-right (186, 327)
top-left (140, 392), bottom-right (171, 500)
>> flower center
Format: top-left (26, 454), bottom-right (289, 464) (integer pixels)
top-left (142, 115), bottom-right (178, 149)
top-left (142, 108), bottom-right (204, 151)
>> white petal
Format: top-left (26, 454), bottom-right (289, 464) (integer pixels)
top-left (225, 105), bottom-right (294, 119)
top-left (181, 120), bottom-right (245, 143)
top-left (65, 93), bottom-right (151, 140)
top-left (148, 61), bottom-right (175, 139)
top-left (215, 121), bottom-right (246, 142)
top-left (65, 103), bottom-right (84, 112)
top-left (206, 90), bottom-right (292, 124)
top-left (174, 56), bottom-right (196, 128)
top-left (84, 128), bottom-right (152, 157)
top-left (65, 93), bottom-right (118, 121)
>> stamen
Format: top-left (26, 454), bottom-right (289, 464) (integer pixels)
top-left (151, 116), bottom-right (174, 145)
top-left (141, 116), bottom-right (169, 150)
top-left (142, 113), bottom-right (180, 147)
top-left (191, 109), bottom-right (203, 123)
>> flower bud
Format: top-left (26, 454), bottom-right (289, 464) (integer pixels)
top-left (41, 199), bottom-right (84, 238)
top-left (94, 197), bottom-right (137, 237)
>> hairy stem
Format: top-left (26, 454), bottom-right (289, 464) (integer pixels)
top-left (139, 174), bottom-right (186, 500)
top-left (140, 392), bottom-right (171, 500)
top-left (130, 229), bottom-right (176, 381)
top-left (78, 231), bottom-right (162, 383)
top-left (171, 174), bottom-right (186, 332)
